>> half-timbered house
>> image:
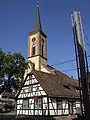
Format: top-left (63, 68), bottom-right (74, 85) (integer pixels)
top-left (16, 1), bottom-right (80, 116)
top-left (16, 70), bottom-right (80, 116)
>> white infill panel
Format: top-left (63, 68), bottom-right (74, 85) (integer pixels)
top-left (17, 100), bottom-right (23, 104)
top-left (41, 91), bottom-right (46, 95)
top-left (25, 80), bottom-right (29, 85)
top-left (17, 110), bottom-right (19, 115)
top-left (23, 110), bottom-right (28, 115)
top-left (17, 110), bottom-right (23, 115)
top-left (43, 97), bottom-right (47, 103)
top-left (50, 110), bottom-right (55, 115)
top-left (43, 97), bottom-right (48, 110)
top-left (49, 103), bottom-right (53, 109)
top-left (33, 78), bottom-right (38, 83)
top-left (29, 99), bottom-right (34, 103)
top-left (32, 75), bottom-right (35, 78)
top-left (39, 110), bottom-right (42, 115)
top-left (35, 110), bottom-right (39, 115)
top-left (29, 110), bottom-right (34, 115)
top-left (58, 110), bottom-right (62, 115)
top-left (18, 94), bottom-right (21, 98)
top-left (76, 101), bottom-right (80, 108)
top-left (62, 101), bottom-right (69, 115)
top-left (17, 105), bottom-right (22, 109)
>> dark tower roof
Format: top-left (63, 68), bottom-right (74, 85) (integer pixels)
top-left (33, 0), bottom-right (42, 31)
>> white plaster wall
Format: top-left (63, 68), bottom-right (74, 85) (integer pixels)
top-left (58, 110), bottom-right (62, 115)
top-left (40, 57), bottom-right (47, 66)
top-left (50, 110), bottom-right (57, 115)
top-left (41, 65), bottom-right (52, 74)
top-left (17, 110), bottom-right (20, 115)
top-left (63, 110), bottom-right (69, 114)
top-left (29, 110), bottom-right (33, 115)
top-left (17, 105), bottom-right (22, 109)
top-left (76, 101), bottom-right (80, 108)
top-left (43, 97), bottom-right (47, 103)
top-left (35, 110), bottom-right (42, 115)
top-left (0, 94), bottom-right (2, 99)
top-left (28, 56), bottom-right (40, 71)
top-left (23, 110), bottom-right (28, 115)
top-left (17, 100), bottom-right (23, 104)
top-left (29, 99), bottom-right (34, 103)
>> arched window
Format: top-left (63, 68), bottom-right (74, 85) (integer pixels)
top-left (32, 46), bottom-right (36, 56)
top-left (42, 44), bottom-right (44, 57)
top-left (41, 39), bottom-right (44, 57)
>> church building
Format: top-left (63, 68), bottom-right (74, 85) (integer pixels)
top-left (16, 1), bottom-right (80, 116)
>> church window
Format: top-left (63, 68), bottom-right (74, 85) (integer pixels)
top-left (32, 46), bottom-right (36, 56)
top-left (41, 39), bottom-right (44, 57)
top-left (42, 44), bottom-right (44, 57)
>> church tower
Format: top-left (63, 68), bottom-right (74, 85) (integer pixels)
top-left (28, 1), bottom-right (47, 71)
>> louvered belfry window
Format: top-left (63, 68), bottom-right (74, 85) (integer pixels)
top-left (32, 46), bottom-right (36, 56)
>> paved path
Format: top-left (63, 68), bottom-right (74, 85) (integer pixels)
top-left (0, 114), bottom-right (77, 120)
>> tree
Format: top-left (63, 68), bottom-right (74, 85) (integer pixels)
top-left (4, 100), bottom-right (15, 112)
top-left (4, 52), bottom-right (28, 92)
top-left (0, 49), bottom-right (28, 92)
top-left (0, 48), bottom-right (5, 78)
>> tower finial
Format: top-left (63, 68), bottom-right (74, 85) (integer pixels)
top-left (37, 0), bottom-right (39, 8)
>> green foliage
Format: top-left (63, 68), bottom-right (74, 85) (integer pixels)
top-left (10, 78), bottom-right (23, 92)
top-left (0, 85), bottom-right (5, 94)
top-left (0, 48), bottom-right (5, 78)
top-left (4, 52), bottom-right (27, 79)
top-left (4, 100), bottom-right (15, 111)
top-left (0, 48), bottom-right (28, 92)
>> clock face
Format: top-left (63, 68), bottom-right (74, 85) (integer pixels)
top-left (32, 37), bottom-right (36, 42)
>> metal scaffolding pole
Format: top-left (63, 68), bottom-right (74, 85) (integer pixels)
top-left (71, 11), bottom-right (90, 120)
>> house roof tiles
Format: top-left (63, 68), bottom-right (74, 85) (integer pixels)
top-left (16, 69), bottom-right (80, 99)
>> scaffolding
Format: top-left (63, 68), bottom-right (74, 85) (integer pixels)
top-left (71, 11), bottom-right (90, 120)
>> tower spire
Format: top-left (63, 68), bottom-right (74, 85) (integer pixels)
top-left (33, 0), bottom-right (42, 31)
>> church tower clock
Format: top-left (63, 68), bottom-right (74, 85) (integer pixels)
top-left (28, 1), bottom-right (47, 71)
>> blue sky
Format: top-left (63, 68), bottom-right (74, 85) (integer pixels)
top-left (0, 0), bottom-right (90, 78)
